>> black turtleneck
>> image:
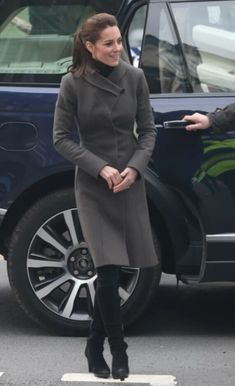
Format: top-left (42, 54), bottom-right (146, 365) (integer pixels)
top-left (93, 59), bottom-right (115, 78)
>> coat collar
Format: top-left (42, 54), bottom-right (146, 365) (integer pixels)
top-left (82, 59), bottom-right (128, 96)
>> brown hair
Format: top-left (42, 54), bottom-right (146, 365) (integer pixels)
top-left (69, 13), bottom-right (118, 76)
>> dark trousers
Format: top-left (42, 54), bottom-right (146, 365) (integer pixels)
top-left (90, 265), bottom-right (123, 340)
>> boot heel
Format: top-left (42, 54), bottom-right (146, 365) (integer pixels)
top-left (87, 361), bottom-right (92, 373)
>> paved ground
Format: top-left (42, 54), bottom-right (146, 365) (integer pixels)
top-left (1, 258), bottom-right (235, 386)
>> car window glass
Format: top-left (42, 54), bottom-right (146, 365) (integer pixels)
top-left (0, 5), bottom-right (95, 81)
top-left (140, 3), bottom-right (188, 93)
top-left (158, 7), bottom-right (193, 93)
top-left (0, 1), bottom-right (123, 84)
top-left (126, 5), bottom-right (147, 67)
top-left (171, 0), bottom-right (235, 93)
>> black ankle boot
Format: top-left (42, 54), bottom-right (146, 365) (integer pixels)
top-left (109, 339), bottom-right (129, 381)
top-left (85, 337), bottom-right (110, 379)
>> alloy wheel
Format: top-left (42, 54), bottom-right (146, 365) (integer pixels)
top-left (26, 208), bottom-right (140, 322)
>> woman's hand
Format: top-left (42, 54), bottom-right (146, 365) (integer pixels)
top-left (183, 113), bottom-right (210, 131)
top-left (99, 165), bottom-right (123, 189)
top-left (113, 167), bottom-right (138, 193)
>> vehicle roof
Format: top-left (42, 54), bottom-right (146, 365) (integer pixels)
top-left (0, 0), bottom-right (124, 25)
top-left (0, 0), bottom-right (232, 25)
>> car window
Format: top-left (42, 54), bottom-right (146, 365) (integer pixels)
top-left (171, 1), bottom-right (235, 93)
top-left (139, 0), bottom-right (235, 94)
top-left (126, 5), bottom-right (148, 67)
top-left (0, 1), bottom-right (123, 84)
top-left (139, 2), bottom-right (190, 93)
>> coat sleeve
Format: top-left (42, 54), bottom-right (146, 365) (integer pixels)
top-left (208, 103), bottom-right (235, 134)
top-left (53, 74), bottom-right (108, 178)
top-left (127, 69), bottom-right (157, 176)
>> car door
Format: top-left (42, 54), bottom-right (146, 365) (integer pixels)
top-left (124, 0), bottom-right (235, 281)
top-left (0, 0), bottom-right (124, 208)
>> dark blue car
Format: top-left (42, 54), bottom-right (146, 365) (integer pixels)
top-left (0, 0), bottom-right (235, 334)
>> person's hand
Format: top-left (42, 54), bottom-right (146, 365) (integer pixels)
top-left (99, 165), bottom-right (123, 189)
top-left (113, 167), bottom-right (138, 193)
top-left (183, 113), bottom-right (210, 131)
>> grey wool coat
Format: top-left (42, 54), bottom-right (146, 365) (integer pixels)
top-left (53, 59), bottom-right (159, 268)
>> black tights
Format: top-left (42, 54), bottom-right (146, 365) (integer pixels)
top-left (90, 265), bottom-right (123, 340)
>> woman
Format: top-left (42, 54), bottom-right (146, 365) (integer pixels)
top-left (53, 13), bottom-right (158, 381)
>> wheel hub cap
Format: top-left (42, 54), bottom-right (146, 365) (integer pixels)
top-left (68, 244), bottom-right (95, 279)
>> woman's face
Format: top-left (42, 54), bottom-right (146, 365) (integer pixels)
top-left (86, 26), bottom-right (123, 66)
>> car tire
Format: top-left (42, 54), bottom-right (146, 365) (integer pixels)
top-left (7, 188), bottom-right (161, 335)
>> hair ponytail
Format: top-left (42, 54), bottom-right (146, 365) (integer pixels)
top-left (68, 31), bottom-right (93, 75)
top-left (68, 13), bottom-right (118, 76)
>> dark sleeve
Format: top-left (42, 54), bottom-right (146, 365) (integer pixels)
top-left (208, 103), bottom-right (235, 134)
top-left (53, 74), bottom-right (108, 178)
top-left (127, 69), bottom-right (157, 176)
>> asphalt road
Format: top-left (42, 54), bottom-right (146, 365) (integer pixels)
top-left (1, 257), bottom-right (235, 386)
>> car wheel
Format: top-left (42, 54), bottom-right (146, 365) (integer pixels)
top-left (7, 188), bottom-right (161, 335)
